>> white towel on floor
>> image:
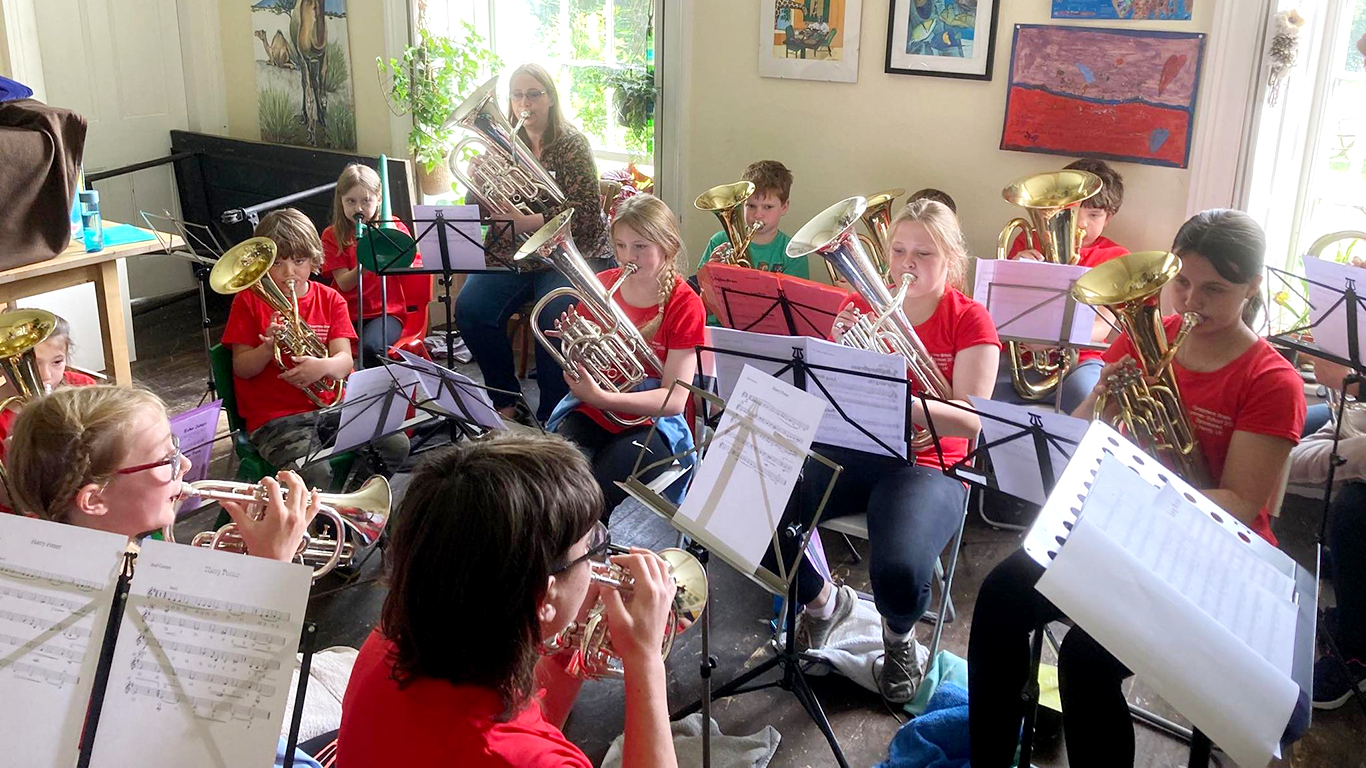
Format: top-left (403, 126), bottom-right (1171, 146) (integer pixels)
top-left (601, 713), bottom-right (780, 768)
top-left (278, 646), bottom-right (359, 743)
top-left (790, 595), bottom-right (929, 695)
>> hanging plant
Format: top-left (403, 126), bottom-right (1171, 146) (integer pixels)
top-left (582, 64), bottom-right (656, 131)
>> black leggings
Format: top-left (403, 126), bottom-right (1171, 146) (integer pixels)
top-left (762, 445), bottom-right (965, 635)
top-left (968, 548), bottom-right (1134, 767)
top-left (555, 411), bottom-right (673, 524)
top-left (1332, 482), bottom-right (1366, 658)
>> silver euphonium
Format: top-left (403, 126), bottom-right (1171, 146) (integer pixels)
top-left (444, 75), bottom-right (567, 219)
top-left (788, 197), bottom-right (952, 452)
top-left (515, 209), bottom-right (665, 428)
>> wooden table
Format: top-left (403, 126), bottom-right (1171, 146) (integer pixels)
top-left (0, 222), bottom-right (181, 386)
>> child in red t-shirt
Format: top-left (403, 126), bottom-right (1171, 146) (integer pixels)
top-left (320, 163), bottom-right (423, 367)
top-left (222, 208), bottom-right (407, 490)
top-left (998, 158), bottom-right (1130, 413)
top-left (548, 194), bottom-right (706, 523)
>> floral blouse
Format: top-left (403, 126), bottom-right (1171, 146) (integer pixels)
top-left (483, 123), bottom-right (609, 267)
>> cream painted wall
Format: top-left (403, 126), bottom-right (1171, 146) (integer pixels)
top-left (674, 0), bottom-right (1221, 277)
top-left (217, 0), bottom-right (396, 156)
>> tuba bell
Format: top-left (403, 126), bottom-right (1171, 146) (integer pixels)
top-left (788, 197), bottom-right (952, 452)
top-left (210, 237), bottom-right (343, 407)
top-left (542, 546), bottom-right (707, 680)
top-left (161, 475), bottom-right (390, 582)
top-left (998, 170), bottom-right (1104, 402)
top-left (1071, 251), bottom-right (1211, 487)
top-left (445, 75), bottom-right (567, 219)
top-left (0, 309), bottom-right (59, 495)
top-left (694, 181), bottom-right (762, 268)
top-left (515, 210), bottom-right (665, 428)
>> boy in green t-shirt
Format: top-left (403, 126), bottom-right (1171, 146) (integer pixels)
top-left (698, 160), bottom-right (809, 278)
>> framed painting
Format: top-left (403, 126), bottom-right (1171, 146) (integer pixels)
top-left (885, 0), bottom-right (1000, 80)
top-left (1000, 25), bottom-right (1206, 168)
top-left (759, 0), bottom-right (864, 84)
top-left (1052, 0), bottom-right (1194, 21)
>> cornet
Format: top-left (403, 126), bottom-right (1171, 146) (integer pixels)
top-left (542, 546), bottom-right (707, 680)
top-left (162, 475), bottom-right (390, 581)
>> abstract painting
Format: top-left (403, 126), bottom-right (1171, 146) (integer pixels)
top-left (1052, 0), bottom-right (1193, 20)
top-left (1000, 25), bottom-right (1206, 168)
top-left (251, 0), bottom-right (357, 150)
top-left (760, 0), bottom-right (863, 83)
top-left (886, 0), bottom-right (1000, 79)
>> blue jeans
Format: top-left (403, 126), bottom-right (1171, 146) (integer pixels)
top-left (992, 351), bottom-right (1103, 416)
top-left (356, 314), bottom-right (403, 369)
top-left (1305, 402), bottom-right (1332, 437)
top-left (455, 261), bottom-right (611, 423)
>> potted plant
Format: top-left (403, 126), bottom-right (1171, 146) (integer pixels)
top-left (378, 23), bottom-right (500, 196)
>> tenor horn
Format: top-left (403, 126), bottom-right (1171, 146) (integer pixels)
top-left (515, 209), bottom-right (664, 428)
top-left (788, 197), bottom-right (951, 452)
top-left (999, 170), bottom-right (1103, 402)
top-left (0, 310), bottom-right (59, 495)
top-left (162, 475), bottom-right (390, 582)
top-left (1071, 251), bottom-right (1211, 487)
top-left (694, 181), bottom-right (761, 268)
top-left (356, 154), bottom-right (418, 270)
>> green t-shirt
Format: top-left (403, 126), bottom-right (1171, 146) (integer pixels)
top-left (699, 230), bottom-right (809, 279)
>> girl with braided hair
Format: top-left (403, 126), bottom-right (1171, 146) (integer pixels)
top-left (7, 385), bottom-right (317, 562)
top-left (547, 194), bottom-right (706, 523)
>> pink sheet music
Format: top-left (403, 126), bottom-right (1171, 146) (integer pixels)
top-left (696, 264), bottom-right (848, 339)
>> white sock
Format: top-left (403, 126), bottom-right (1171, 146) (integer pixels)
top-left (882, 618), bottom-right (913, 645)
top-left (807, 585), bottom-right (839, 619)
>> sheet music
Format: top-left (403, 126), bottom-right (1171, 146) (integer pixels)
top-left (413, 205), bottom-right (485, 270)
top-left (777, 277), bottom-right (850, 338)
top-left (974, 258), bottom-right (1098, 346)
top-left (676, 366), bottom-right (825, 579)
top-left (332, 364), bottom-right (424, 453)
top-left (803, 337), bottom-right (908, 458)
top-left (0, 514), bottom-right (126, 768)
top-left (969, 396), bottom-right (1088, 505)
top-left (90, 539), bottom-right (311, 768)
top-left (394, 350), bottom-right (503, 430)
top-left (695, 265), bottom-right (792, 334)
top-left (1303, 255), bottom-right (1366, 362)
top-left (708, 327), bottom-right (804, 402)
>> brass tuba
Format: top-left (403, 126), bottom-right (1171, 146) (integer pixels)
top-left (445, 75), bottom-right (567, 219)
top-left (998, 170), bottom-right (1104, 402)
top-left (542, 546), bottom-right (707, 679)
top-left (788, 197), bottom-right (952, 452)
top-left (161, 475), bottom-right (390, 582)
top-left (694, 181), bottom-right (762, 268)
top-left (0, 310), bottom-right (59, 495)
top-left (1071, 251), bottom-right (1211, 487)
top-left (515, 209), bottom-right (665, 428)
top-left (210, 237), bottom-right (343, 407)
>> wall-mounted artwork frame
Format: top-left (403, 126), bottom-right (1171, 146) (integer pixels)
top-left (884, 0), bottom-right (1000, 80)
top-left (759, 0), bottom-right (864, 84)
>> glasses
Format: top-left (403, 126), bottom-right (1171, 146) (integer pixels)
top-left (510, 89), bottom-right (546, 102)
top-left (552, 520), bottom-right (610, 574)
top-left (115, 435), bottom-right (184, 482)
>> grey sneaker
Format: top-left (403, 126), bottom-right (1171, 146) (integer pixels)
top-left (795, 584), bottom-right (857, 652)
top-left (879, 634), bottom-right (927, 704)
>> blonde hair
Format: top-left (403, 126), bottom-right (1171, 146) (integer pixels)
top-left (610, 194), bottom-right (685, 338)
top-left (331, 163), bottom-right (382, 249)
top-left (509, 63), bottom-right (567, 146)
top-left (9, 386), bottom-right (166, 523)
top-left (886, 199), bottom-right (968, 290)
top-left (255, 208), bottom-right (324, 273)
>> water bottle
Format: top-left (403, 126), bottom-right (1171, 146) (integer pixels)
top-left (70, 167), bottom-right (84, 242)
top-left (81, 190), bottom-right (103, 252)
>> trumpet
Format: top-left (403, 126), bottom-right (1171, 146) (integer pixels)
top-left (695, 181), bottom-right (762, 268)
top-left (162, 475), bottom-right (391, 581)
top-left (210, 237), bottom-right (342, 407)
top-left (543, 546), bottom-right (707, 680)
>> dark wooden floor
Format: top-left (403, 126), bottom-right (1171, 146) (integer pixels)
top-left (131, 294), bottom-right (1365, 768)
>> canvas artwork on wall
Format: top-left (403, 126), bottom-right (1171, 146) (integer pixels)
top-left (251, 0), bottom-right (357, 151)
top-left (885, 0), bottom-right (1000, 79)
top-left (759, 0), bottom-right (863, 83)
top-left (1052, 0), bottom-right (1193, 20)
top-left (1000, 25), bottom-right (1206, 168)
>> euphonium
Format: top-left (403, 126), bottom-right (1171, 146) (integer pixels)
top-left (161, 475), bottom-right (390, 582)
top-left (694, 181), bottom-right (761, 268)
top-left (514, 209), bottom-right (664, 428)
top-left (0, 309), bottom-right (59, 494)
top-left (1071, 251), bottom-right (1212, 487)
top-left (445, 75), bottom-right (567, 219)
top-left (998, 170), bottom-right (1104, 402)
top-left (542, 546), bottom-right (707, 680)
top-left (850, 188), bottom-right (904, 281)
top-left (210, 237), bottom-right (343, 407)
top-left (788, 197), bottom-right (952, 452)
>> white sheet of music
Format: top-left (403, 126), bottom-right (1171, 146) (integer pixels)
top-left (708, 327), bottom-right (804, 402)
top-left (332, 364), bottom-right (424, 453)
top-left (802, 336), bottom-right (908, 458)
top-left (395, 349), bottom-right (503, 431)
top-left (969, 396), bottom-right (1089, 505)
top-left (677, 365), bottom-right (825, 577)
top-left (973, 258), bottom-right (1097, 346)
top-left (89, 539), bottom-right (312, 768)
top-left (1303, 255), bottom-right (1366, 362)
top-left (0, 514), bottom-right (126, 768)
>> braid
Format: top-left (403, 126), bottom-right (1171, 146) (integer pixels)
top-left (639, 259), bottom-right (677, 340)
top-left (47, 437), bottom-right (94, 521)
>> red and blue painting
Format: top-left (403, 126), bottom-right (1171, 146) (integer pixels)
top-left (1000, 25), bottom-right (1206, 169)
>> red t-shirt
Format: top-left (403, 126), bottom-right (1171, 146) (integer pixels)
top-left (575, 269), bottom-right (707, 432)
top-left (1104, 315), bottom-right (1306, 543)
top-left (0, 369), bottom-right (98, 513)
top-left (337, 630), bottom-right (592, 768)
top-left (321, 222), bottom-right (421, 321)
top-left (847, 286), bottom-right (1002, 470)
top-left (221, 282), bottom-right (356, 434)
top-left (1009, 234), bottom-right (1129, 364)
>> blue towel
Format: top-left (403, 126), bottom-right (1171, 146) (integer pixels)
top-left (875, 682), bottom-right (970, 768)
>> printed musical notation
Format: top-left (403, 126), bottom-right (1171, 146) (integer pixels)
top-left (144, 587), bottom-right (291, 625)
top-left (123, 682), bottom-right (272, 723)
